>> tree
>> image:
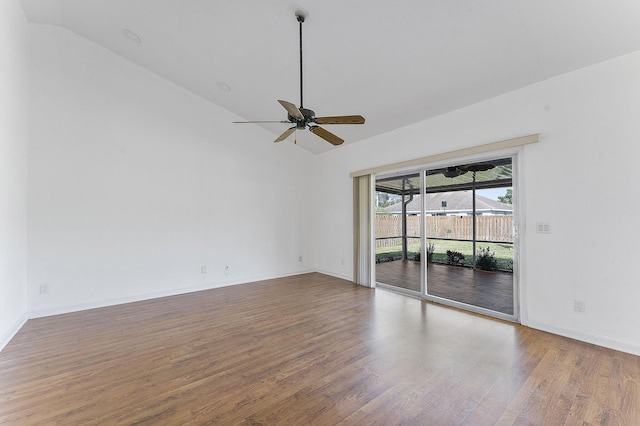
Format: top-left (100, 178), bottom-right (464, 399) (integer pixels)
top-left (498, 189), bottom-right (512, 204)
top-left (376, 192), bottom-right (402, 207)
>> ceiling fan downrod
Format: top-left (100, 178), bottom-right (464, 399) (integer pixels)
top-left (297, 10), bottom-right (305, 109)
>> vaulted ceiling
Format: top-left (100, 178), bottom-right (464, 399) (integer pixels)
top-left (20, 0), bottom-right (640, 153)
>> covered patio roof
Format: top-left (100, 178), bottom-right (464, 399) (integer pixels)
top-left (376, 158), bottom-right (512, 195)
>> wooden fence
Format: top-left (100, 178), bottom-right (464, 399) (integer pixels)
top-left (376, 215), bottom-right (512, 247)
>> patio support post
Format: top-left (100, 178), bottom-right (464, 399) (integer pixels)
top-left (402, 193), bottom-right (415, 261)
top-left (472, 171), bottom-right (477, 269)
top-left (401, 180), bottom-right (414, 261)
top-left (402, 190), bottom-right (407, 261)
top-left (402, 196), bottom-right (406, 260)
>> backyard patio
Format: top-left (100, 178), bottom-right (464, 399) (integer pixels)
top-left (376, 260), bottom-right (514, 315)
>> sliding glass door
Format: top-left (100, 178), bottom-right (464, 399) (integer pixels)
top-left (375, 157), bottom-right (517, 320)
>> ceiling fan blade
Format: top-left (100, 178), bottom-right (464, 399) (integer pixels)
top-left (315, 115), bottom-right (365, 125)
top-left (278, 100), bottom-right (304, 120)
top-left (309, 126), bottom-right (344, 146)
top-left (233, 120), bottom-right (291, 124)
top-left (461, 163), bottom-right (496, 172)
top-left (274, 126), bottom-right (296, 142)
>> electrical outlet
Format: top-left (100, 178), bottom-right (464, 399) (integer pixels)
top-left (298, 256), bottom-right (303, 262)
top-left (574, 299), bottom-right (585, 312)
top-left (201, 266), bottom-right (207, 274)
top-left (536, 222), bottom-right (551, 234)
top-left (224, 265), bottom-right (230, 276)
top-left (39, 285), bottom-right (48, 295)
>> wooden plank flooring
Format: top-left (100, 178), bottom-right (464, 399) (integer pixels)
top-left (1, 273), bottom-right (638, 425)
top-left (376, 261), bottom-right (514, 315)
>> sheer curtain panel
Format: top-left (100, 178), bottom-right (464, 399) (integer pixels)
top-left (353, 175), bottom-right (374, 287)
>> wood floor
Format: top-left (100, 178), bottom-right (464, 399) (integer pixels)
top-left (1, 273), bottom-right (638, 425)
top-left (376, 261), bottom-right (514, 315)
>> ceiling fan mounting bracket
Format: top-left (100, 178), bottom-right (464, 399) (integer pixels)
top-left (295, 8), bottom-right (307, 22)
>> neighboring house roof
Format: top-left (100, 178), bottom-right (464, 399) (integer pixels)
top-left (384, 191), bottom-right (512, 214)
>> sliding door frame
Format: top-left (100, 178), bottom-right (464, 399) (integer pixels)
top-left (355, 134), bottom-right (538, 322)
top-left (373, 149), bottom-right (521, 323)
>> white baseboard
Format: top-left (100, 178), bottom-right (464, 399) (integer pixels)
top-left (314, 269), bottom-right (353, 283)
top-left (0, 313), bottom-right (28, 352)
top-left (14, 271), bottom-right (639, 358)
top-left (526, 319), bottom-right (640, 356)
top-left (28, 269), bottom-right (317, 319)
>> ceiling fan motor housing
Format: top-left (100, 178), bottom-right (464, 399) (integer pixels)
top-left (290, 107), bottom-right (316, 129)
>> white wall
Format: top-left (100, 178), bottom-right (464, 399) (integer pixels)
top-left (9, 8), bottom-right (640, 358)
top-left (0, 1), bottom-right (29, 349)
top-left (316, 51), bottom-right (640, 355)
top-left (27, 25), bottom-right (316, 316)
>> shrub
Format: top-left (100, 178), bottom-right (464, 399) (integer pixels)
top-left (376, 252), bottom-right (401, 263)
top-left (475, 246), bottom-right (498, 271)
top-left (502, 258), bottom-right (513, 272)
top-left (426, 243), bottom-right (435, 263)
top-left (446, 250), bottom-right (465, 266)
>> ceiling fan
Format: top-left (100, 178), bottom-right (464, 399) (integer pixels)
top-left (442, 162), bottom-right (496, 178)
top-left (233, 9), bottom-right (365, 146)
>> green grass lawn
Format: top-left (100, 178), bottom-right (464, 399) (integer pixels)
top-left (376, 238), bottom-right (513, 271)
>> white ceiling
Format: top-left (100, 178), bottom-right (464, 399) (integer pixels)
top-left (20, 0), bottom-right (640, 154)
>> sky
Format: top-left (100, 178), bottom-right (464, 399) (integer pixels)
top-left (476, 187), bottom-right (511, 201)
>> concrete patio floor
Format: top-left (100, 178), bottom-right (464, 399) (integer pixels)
top-left (376, 260), bottom-right (514, 315)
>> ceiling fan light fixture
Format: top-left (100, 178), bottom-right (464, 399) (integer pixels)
top-left (443, 167), bottom-right (464, 178)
